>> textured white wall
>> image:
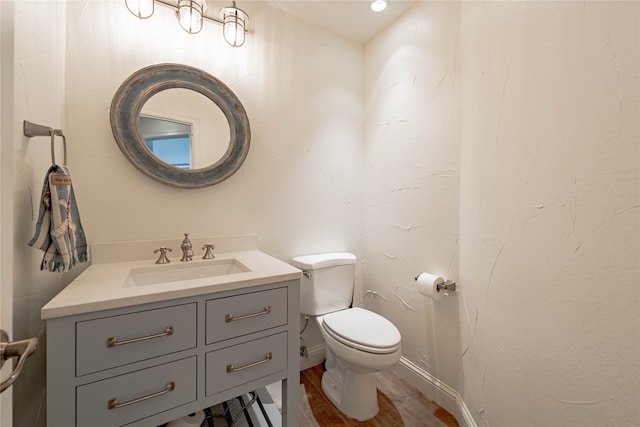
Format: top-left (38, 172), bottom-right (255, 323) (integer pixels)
top-left (459, 2), bottom-right (639, 426)
top-left (364, 1), bottom-right (639, 426)
top-left (0, 3), bottom-right (14, 426)
top-left (11, 2), bottom-right (70, 427)
top-left (363, 0), bottom-right (462, 391)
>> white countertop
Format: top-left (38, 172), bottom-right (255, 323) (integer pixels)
top-left (41, 250), bottom-right (301, 320)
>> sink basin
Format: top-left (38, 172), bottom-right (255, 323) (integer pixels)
top-left (124, 259), bottom-right (251, 287)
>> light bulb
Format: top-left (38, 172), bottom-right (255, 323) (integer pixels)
top-left (370, 0), bottom-right (388, 12)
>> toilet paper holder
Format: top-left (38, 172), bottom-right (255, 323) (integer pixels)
top-left (414, 275), bottom-right (457, 292)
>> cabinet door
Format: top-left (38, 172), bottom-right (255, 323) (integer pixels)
top-left (76, 356), bottom-right (196, 427)
top-left (206, 287), bottom-right (287, 344)
top-left (76, 303), bottom-right (196, 376)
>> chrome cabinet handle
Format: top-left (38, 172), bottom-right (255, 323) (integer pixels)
top-left (0, 330), bottom-right (39, 393)
top-left (106, 326), bottom-right (174, 348)
top-left (226, 353), bottom-right (272, 373)
top-left (225, 306), bottom-right (271, 323)
top-left (108, 382), bottom-right (175, 410)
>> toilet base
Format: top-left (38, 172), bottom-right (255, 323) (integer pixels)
top-left (321, 366), bottom-right (379, 421)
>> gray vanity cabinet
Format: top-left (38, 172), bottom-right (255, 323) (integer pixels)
top-left (45, 280), bottom-right (300, 427)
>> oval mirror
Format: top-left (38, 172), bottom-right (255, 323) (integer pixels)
top-left (110, 64), bottom-right (250, 188)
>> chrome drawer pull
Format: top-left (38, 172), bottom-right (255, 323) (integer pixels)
top-left (108, 382), bottom-right (175, 410)
top-left (226, 352), bottom-right (272, 373)
top-left (106, 326), bottom-right (174, 348)
top-left (225, 306), bottom-right (271, 323)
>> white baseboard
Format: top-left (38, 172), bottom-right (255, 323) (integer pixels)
top-left (393, 357), bottom-right (477, 427)
top-left (299, 344), bottom-right (325, 371)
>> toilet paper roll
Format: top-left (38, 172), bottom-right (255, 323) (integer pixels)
top-left (416, 272), bottom-right (444, 301)
top-left (166, 411), bottom-right (205, 427)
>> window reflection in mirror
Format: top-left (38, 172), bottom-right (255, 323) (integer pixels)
top-left (139, 88), bottom-right (231, 170)
top-left (139, 116), bottom-right (192, 169)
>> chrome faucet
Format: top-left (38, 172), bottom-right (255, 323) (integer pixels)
top-left (180, 233), bottom-right (194, 262)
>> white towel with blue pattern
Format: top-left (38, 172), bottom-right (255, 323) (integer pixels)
top-left (29, 165), bottom-right (88, 272)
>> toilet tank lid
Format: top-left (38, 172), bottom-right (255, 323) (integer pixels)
top-left (291, 252), bottom-right (356, 269)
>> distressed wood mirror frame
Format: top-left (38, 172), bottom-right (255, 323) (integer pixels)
top-left (110, 64), bottom-right (250, 189)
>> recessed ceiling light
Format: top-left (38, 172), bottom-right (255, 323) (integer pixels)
top-left (370, 0), bottom-right (388, 13)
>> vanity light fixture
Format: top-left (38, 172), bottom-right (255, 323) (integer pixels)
top-left (177, 0), bottom-right (206, 34)
top-left (220, 1), bottom-right (248, 47)
top-left (125, 0), bottom-right (249, 47)
top-left (125, 0), bottom-right (154, 18)
top-left (370, 0), bottom-right (388, 12)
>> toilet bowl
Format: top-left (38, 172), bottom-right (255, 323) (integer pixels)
top-left (291, 253), bottom-right (402, 421)
top-left (317, 308), bottom-right (401, 420)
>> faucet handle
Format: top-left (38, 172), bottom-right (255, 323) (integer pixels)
top-left (154, 247), bottom-right (172, 264)
top-left (202, 244), bottom-right (216, 260)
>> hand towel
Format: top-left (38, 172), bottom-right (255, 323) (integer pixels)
top-left (29, 165), bottom-right (88, 272)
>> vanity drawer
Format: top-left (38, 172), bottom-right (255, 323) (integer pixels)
top-left (206, 287), bottom-right (287, 344)
top-left (77, 356), bottom-right (196, 427)
top-left (206, 332), bottom-right (287, 396)
top-left (76, 303), bottom-right (197, 376)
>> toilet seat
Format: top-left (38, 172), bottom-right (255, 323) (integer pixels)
top-left (321, 308), bottom-right (401, 354)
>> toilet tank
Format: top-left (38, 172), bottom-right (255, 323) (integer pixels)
top-left (291, 252), bottom-right (356, 316)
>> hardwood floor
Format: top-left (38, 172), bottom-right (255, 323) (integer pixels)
top-left (299, 365), bottom-right (459, 427)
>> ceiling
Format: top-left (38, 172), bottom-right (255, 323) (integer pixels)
top-left (263, 1), bottom-right (416, 44)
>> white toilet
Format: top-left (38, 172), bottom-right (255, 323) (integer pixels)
top-left (291, 252), bottom-right (401, 421)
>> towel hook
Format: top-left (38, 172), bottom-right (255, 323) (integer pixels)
top-left (23, 120), bottom-right (67, 166)
top-left (49, 129), bottom-right (67, 166)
